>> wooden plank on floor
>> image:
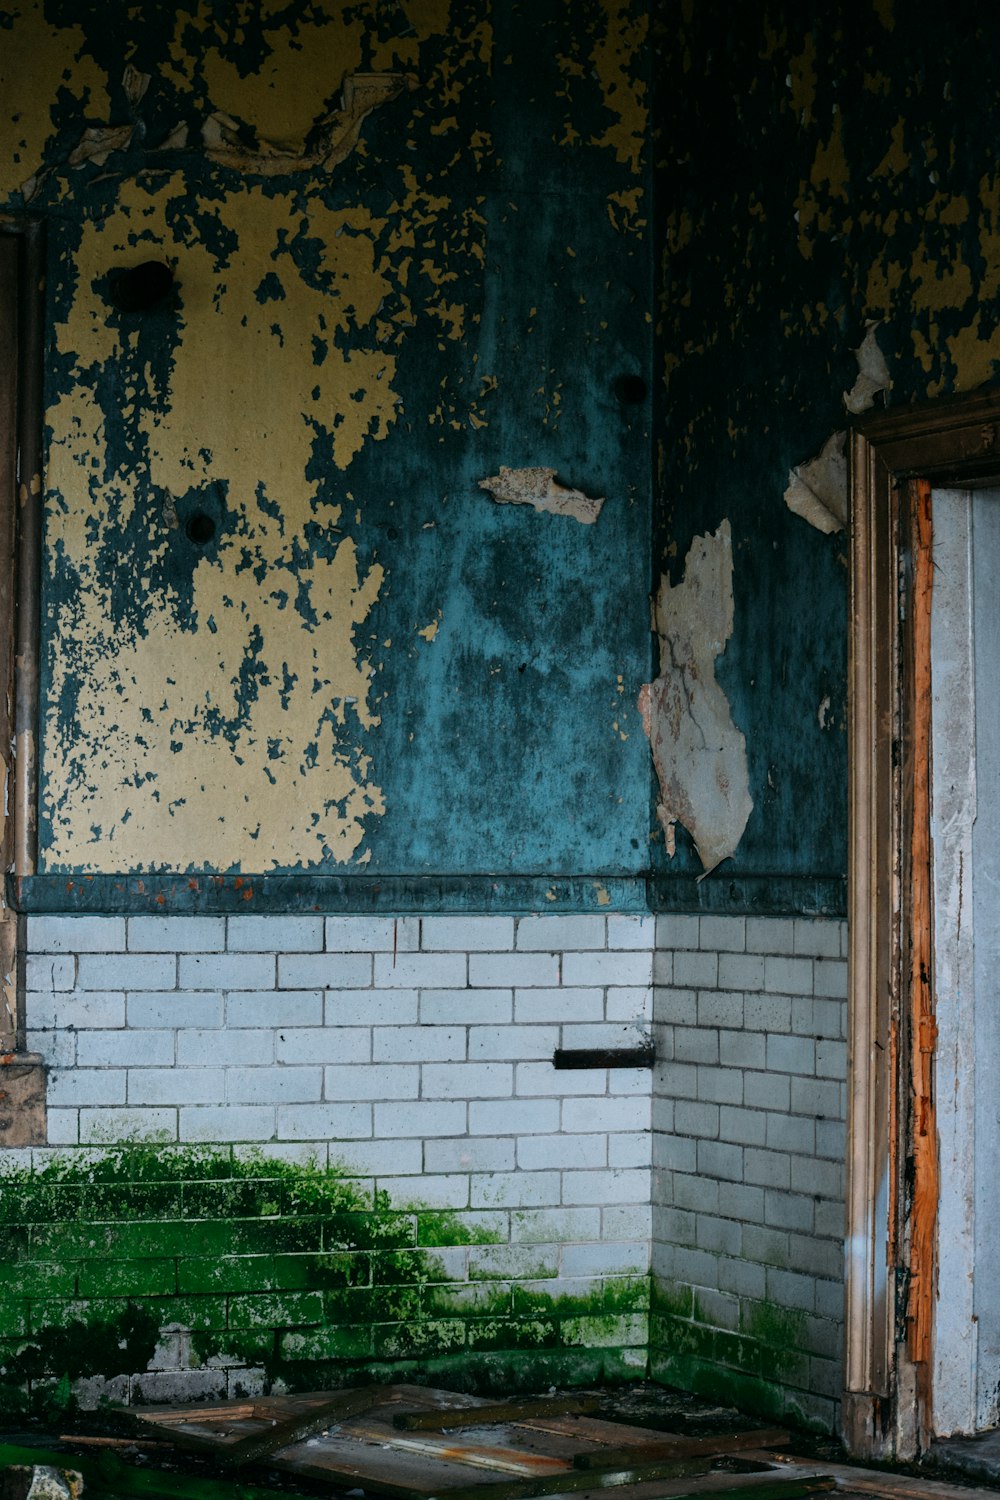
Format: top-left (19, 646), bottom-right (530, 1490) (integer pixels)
top-left (396, 1397), bottom-right (602, 1432)
top-left (573, 1433), bottom-right (791, 1471)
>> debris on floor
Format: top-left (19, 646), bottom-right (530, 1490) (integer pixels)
top-left (2, 1384), bottom-right (998, 1500)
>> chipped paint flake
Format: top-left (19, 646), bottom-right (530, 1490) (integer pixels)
top-left (784, 431), bottom-right (848, 534)
top-left (478, 468), bottom-right (604, 524)
top-left (843, 323), bottom-right (892, 414)
top-left (639, 521), bottom-right (753, 876)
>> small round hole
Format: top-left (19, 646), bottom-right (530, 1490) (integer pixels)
top-left (614, 374), bottom-right (647, 405)
top-left (186, 512), bottom-right (217, 545)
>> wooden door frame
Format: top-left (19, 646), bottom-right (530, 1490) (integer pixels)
top-left (845, 387), bottom-right (1000, 1458)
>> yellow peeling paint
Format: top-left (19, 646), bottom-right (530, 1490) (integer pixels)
top-left (873, 0), bottom-right (895, 30)
top-left (44, 174), bottom-right (408, 869)
top-left (870, 118), bottom-right (910, 179)
top-left (417, 614), bottom-right (442, 642)
top-left (590, 0), bottom-right (648, 177)
top-left (0, 1), bottom-right (110, 198)
top-left (788, 34), bottom-right (818, 125)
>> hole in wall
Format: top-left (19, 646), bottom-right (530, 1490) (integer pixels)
top-left (108, 261), bottom-right (176, 313)
top-left (614, 374), bottom-right (647, 405)
top-left (186, 512), bottom-right (217, 546)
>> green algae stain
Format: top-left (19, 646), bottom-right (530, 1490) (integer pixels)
top-left (0, 1147), bottom-right (648, 1415)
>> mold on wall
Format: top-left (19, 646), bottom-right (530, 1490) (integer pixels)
top-left (651, 0), bottom-right (1000, 910)
top-left (1, 0), bottom-right (652, 884)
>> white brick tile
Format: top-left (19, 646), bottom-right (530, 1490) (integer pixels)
top-left (26, 1029), bottom-right (75, 1068)
top-left (128, 1068), bottom-right (227, 1105)
top-left (335, 1140), bottom-right (422, 1175)
top-left (180, 1106), bottom-right (275, 1142)
top-left (607, 914), bottom-right (655, 950)
top-left (228, 991), bottom-right (322, 1027)
top-left (561, 1241), bottom-right (647, 1276)
top-left (278, 954), bottom-right (372, 989)
top-left (128, 917), bottom-right (226, 952)
top-left (467, 1098), bottom-right (558, 1136)
top-left (791, 1076), bottom-right (842, 1118)
top-left (327, 990), bottom-right (418, 1026)
top-left (816, 1038), bottom-right (848, 1079)
top-left (470, 952), bottom-right (560, 988)
top-left (180, 954), bottom-right (274, 990)
top-left (517, 1133), bottom-right (607, 1170)
top-left (674, 1027), bottom-right (718, 1064)
top-left (516, 916), bottom-right (606, 950)
top-left (177, 1029), bottom-right (275, 1066)
top-left (744, 993), bottom-right (792, 1030)
top-left (129, 992), bottom-right (224, 1028)
top-left (26, 956), bottom-right (76, 992)
top-left (699, 916), bottom-right (746, 952)
top-left (374, 1025), bottom-right (465, 1063)
top-left (744, 1148), bottom-right (791, 1189)
top-left (561, 1022), bottom-right (649, 1050)
top-left (793, 919), bottom-right (842, 958)
top-left (766, 1034), bottom-right (815, 1075)
top-left (227, 1067), bottom-right (322, 1103)
top-left (672, 951), bottom-right (718, 989)
top-left (325, 916), bottom-right (419, 952)
top-left (424, 1137), bottom-right (515, 1172)
top-left (561, 950), bottom-right (652, 987)
top-left (422, 1062), bottom-right (512, 1098)
top-left (697, 991), bottom-right (743, 1028)
top-left (609, 1066), bottom-right (651, 1095)
top-left (46, 1109), bottom-right (79, 1144)
top-left (77, 1030), bottom-right (174, 1067)
top-left (563, 1167), bottom-right (647, 1205)
top-left (514, 988), bottom-right (603, 1023)
top-left (469, 1024), bottom-right (557, 1060)
top-left (719, 1029), bottom-right (764, 1069)
top-left (48, 1069), bottom-right (126, 1106)
top-left (374, 952), bottom-right (466, 988)
top-left (31, 916), bottom-right (126, 953)
top-left (421, 989), bottom-right (511, 1025)
top-left (277, 1028), bottom-right (370, 1064)
top-left (652, 950), bottom-right (672, 985)
top-left (80, 1107), bottom-right (177, 1142)
top-left (745, 1070), bottom-right (790, 1110)
top-left (609, 1131), bottom-right (651, 1168)
top-left (718, 953), bottom-right (764, 991)
top-left (516, 1061), bottom-right (602, 1096)
top-left (421, 916), bottom-right (514, 951)
top-left (675, 1099), bottom-right (719, 1137)
top-left (655, 914), bottom-right (699, 949)
top-left (227, 916), bottom-right (323, 951)
top-left (78, 954), bottom-right (176, 991)
top-left (812, 998), bottom-right (846, 1039)
top-left (373, 1100), bottom-right (466, 1137)
top-left (696, 1138), bottom-right (743, 1181)
top-left (653, 988), bottom-right (696, 1024)
top-left (697, 1067), bottom-right (743, 1105)
top-left (765, 956), bottom-right (813, 995)
top-left (472, 1171), bottom-right (560, 1208)
top-left (562, 1096), bottom-right (648, 1133)
top-left (278, 1102), bottom-right (372, 1139)
top-left (655, 1060), bottom-right (698, 1098)
top-left (814, 960), bottom-right (848, 999)
top-left (766, 1113), bottom-right (815, 1154)
top-left (511, 1206), bottom-right (601, 1243)
top-left (27, 991), bottom-right (125, 1030)
top-left (326, 1064), bottom-right (418, 1100)
top-left (603, 1203), bottom-right (652, 1239)
top-left (747, 917), bottom-right (795, 954)
top-left (719, 1105), bottom-right (767, 1146)
top-left (606, 986), bottom-right (653, 1022)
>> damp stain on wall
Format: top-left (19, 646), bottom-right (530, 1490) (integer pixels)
top-left (3, 0), bottom-right (653, 884)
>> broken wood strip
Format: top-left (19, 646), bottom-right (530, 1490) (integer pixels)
top-left (139, 1404), bottom-right (257, 1424)
top-left (436, 1464), bottom-right (836, 1500)
top-left (513, 1415), bottom-right (686, 1446)
top-left (743, 1453), bottom-right (991, 1500)
top-left (394, 1395), bottom-right (602, 1431)
top-left (572, 1430), bottom-right (790, 1470)
top-left (219, 1387), bottom-right (387, 1468)
top-left (343, 1425), bottom-right (572, 1476)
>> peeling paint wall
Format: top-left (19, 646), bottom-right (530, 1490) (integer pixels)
top-left (651, 0), bottom-right (1000, 909)
top-left (1, 0), bottom-right (651, 882)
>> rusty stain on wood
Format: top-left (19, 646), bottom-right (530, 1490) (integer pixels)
top-left (903, 476), bottom-right (938, 1435)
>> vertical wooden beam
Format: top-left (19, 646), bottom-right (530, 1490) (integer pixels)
top-left (902, 476), bottom-right (937, 1444)
top-left (0, 236), bottom-right (19, 1054)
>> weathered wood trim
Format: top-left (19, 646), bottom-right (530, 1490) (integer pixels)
top-left (846, 389), bottom-right (1000, 1459)
top-left (0, 234), bottom-right (18, 1053)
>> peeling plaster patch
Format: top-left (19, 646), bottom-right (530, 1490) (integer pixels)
top-left (784, 430), bottom-right (848, 534)
top-left (818, 695), bottom-right (831, 729)
top-left (417, 613), bottom-right (442, 642)
top-left (638, 521), bottom-right (753, 876)
top-left (201, 73), bottom-right (415, 177)
top-left (478, 468), bottom-right (604, 524)
top-left (843, 322), bottom-right (892, 413)
top-left (1, 3), bottom-right (110, 200)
